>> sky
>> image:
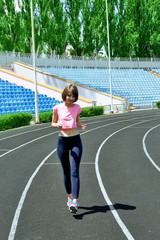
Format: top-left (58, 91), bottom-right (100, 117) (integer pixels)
top-left (15, 0), bottom-right (65, 12)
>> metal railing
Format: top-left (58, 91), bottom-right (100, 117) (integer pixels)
top-left (0, 51), bottom-right (160, 69)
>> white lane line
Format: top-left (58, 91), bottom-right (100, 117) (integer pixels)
top-left (7, 117), bottom-right (160, 240)
top-left (7, 119), bottom-right (139, 240)
top-left (142, 124), bottom-right (160, 172)
top-left (95, 121), bottom-right (148, 240)
top-left (81, 115), bottom-right (160, 136)
top-left (0, 125), bottom-right (51, 141)
top-left (8, 148), bottom-right (57, 240)
top-left (0, 112), bottom-right (155, 142)
top-left (0, 116), bottom-right (112, 142)
top-left (0, 131), bottom-right (59, 158)
top-left (0, 116), bottom-right (143, 158)
top-left (95, 118), bottom-right (160, 239)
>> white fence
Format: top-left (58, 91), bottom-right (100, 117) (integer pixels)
top-left (0, 52), bottom-right (160, 69)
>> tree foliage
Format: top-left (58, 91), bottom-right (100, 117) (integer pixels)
top-left (0, 0), bottom-right (159, 57)
top-left (0, 0), bottom-right (22, 52)
top-left (65, 0), bottom-right (82, 55)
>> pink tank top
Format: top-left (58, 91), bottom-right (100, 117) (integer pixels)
top-left (53, 103), bottom-right (81, 129)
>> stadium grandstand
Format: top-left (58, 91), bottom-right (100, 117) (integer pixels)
top-left (0, 53), bottom-right (160, 116)
top-left (38, 67), bottom-right (160, 108)
top-left (0, 78), bottom-right (61, 116)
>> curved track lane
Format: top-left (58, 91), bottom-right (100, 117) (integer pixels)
top-left (0, 110), bottom-right (160, 240)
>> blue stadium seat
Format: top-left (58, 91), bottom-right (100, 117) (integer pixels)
top-left (0, 78), bottom-right (61, 115)
top-left (38, 67), bottom-right (160, 107)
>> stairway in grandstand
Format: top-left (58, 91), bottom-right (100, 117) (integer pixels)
top-left (0, 78), bottom-right (61, 115)
top-left (38, 67), bottom-right (160, 107)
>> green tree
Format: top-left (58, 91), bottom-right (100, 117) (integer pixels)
top-left (17, 0), bottom-right (68, 55)
top-left (111, 0), bottom-right (128, 57)
top-left (132, 0), bottom-right (151, 57)
top-left (90, 0), bottom-right (106, 57)
top-left (81, 0), bottom-right (107, 57)
top-left (44, 0), bottom-right (68, 55)
top-left (121, 0), bottom-right (154, 57)
top-left (123, 0), bottom-right (140, 57)
top-left (103, 0), bottom-right (118, 57)
top-left (0, 0), bottom-right (22, 52)
top-left (65, 0), bottom-right (82, 56)
top-left (81, 0), bottom-right (94, 56)
top-left (17, 0), bottom-right (32, 53)
top-left (148, 0), bottom-right (160, 57)
top-left (0, 0), bottom-right (159, 58)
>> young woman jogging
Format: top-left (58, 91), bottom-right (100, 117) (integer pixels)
top-left (52, 84), bottom-right (86, 213)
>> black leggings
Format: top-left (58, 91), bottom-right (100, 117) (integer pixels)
top-left (57, 134), bottom-right (83, 199)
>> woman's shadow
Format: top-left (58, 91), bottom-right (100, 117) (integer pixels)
top-left (73, 203), bottom-right (136, 220)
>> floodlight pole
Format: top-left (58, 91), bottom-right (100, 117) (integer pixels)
top-left (105, 0), bottom-right (113, 112)
top-left (31, 0), bottom-right (39, 123)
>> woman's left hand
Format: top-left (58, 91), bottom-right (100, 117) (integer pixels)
top-left (81, 124), bottom-right (87, 131)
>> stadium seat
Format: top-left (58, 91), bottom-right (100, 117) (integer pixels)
top-left (0, 78), bottom-right (60, 115)
top-left (38, 67), bottom-right (160, 107)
